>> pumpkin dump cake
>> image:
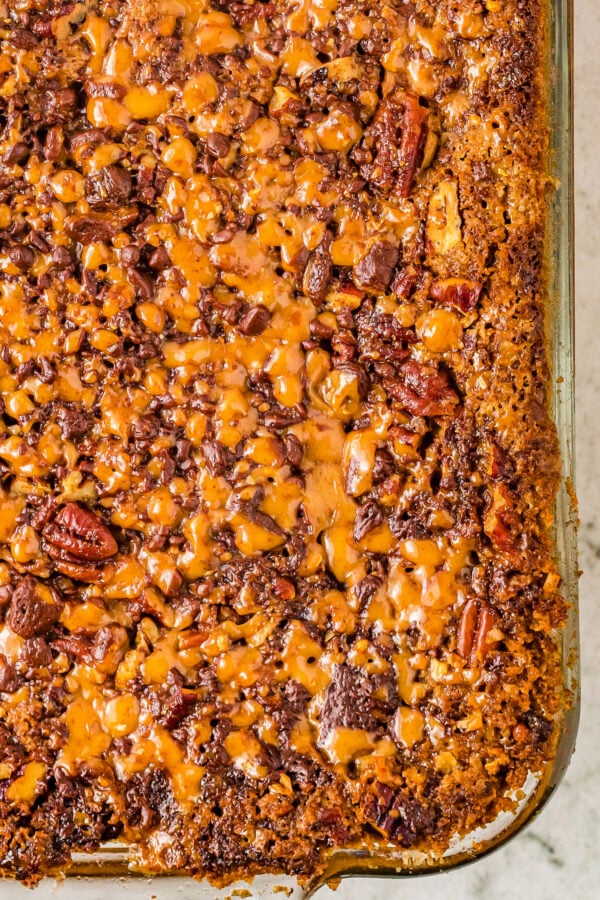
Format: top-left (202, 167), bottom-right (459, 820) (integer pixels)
top-left (0, 0), bottom-right (567, 887)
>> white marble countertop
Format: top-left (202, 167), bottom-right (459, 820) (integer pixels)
top-left (5, 3), bottom-right (599, 899)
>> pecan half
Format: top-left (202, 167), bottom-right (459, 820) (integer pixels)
top-left (43, 503), bottom-right (118, 562)
top-left (44, 551), bottom-right (106, 583)
top-left (457, 599), bottom-right (499, 664)
top-left (355, 90), bottom-right (429, 197)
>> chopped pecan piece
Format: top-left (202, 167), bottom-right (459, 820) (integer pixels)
top-left (303, 234), bottom-right (333, 304)
top-left (391, 267), bottom-right (428, 300)
top-left (0, 654), bottom-right (19, 693)
top-left (160, 671), bottom-right (198, 729)
top-left (363, 781), bottom-right (435, 846)
top-left (54, 402), bottom-right (94, 440)
top-left (85, 165), bottom-right (132, 208)
top-left (40, 86), bottom-right (78, 123)
top-left (202, 440), bottom-right (233, 477)
top-left (56, 625), bottom-right (129, 674)
top-left (484, 484), bottom-right (519, 552)
top-left (430, 278), bottom-right (483, 312)
top-left (388, 360), bottom-right (459, 417)
top-left (353, 500), bottom-right (385, 542)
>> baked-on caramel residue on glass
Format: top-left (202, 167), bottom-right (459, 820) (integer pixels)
top-left (0, 0), bottom-right (566, 886)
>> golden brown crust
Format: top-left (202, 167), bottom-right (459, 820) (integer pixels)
top-left (0, 0), bottom-right (565, 886)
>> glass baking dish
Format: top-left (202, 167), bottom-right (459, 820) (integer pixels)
top-left (2, 0), bottom-right (577, 896)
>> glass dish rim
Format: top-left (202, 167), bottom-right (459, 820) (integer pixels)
top-left (1, 1), bottom-right (578, 894)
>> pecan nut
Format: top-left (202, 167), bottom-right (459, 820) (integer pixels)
top-left (457, 599), bottom-right (499, 664)
top-left (430, 278), bottom-right (482, 312)
top-left (354, 90), bottom-right (429, 197)
top-left (43, 503), bottom-right (118, 562)
top-left (303, 233), bottom-right (333, 304)
top-left (363, 781), bottom-right (435, 846)
top-left (388, 359), bottom-right (459, 417)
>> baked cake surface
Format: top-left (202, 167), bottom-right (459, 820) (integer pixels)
top-left (0, 0), bottom-right (566, 885)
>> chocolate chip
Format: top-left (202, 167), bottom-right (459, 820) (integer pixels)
top-left (309, 318), bottom-right (334, 340)
top-left (211, 224), bottom-right (239, 244)
top-left (120, 245), bottom-right (140, 267)
top-left (9, 245), bottom-right (35, 270)
top-left (20, 637), bottom-right (52, 668)
top-left (318, 664), bottom-right (395, 737)
top-left (51, 246), bottom-right (73, 269)
top-left (353, 241), bottom-right (399, 292)
top-left (8, 577), bottom-right (62, 639)
top-left (148, 246), bottom-right (171, 271)
top-left (238, 304), bottom-right (271, 336)
top-left (3, 142), bottom-right (29, 165)
top-left (206, 132), bottom-right (231, 158)
top-left (65, 215), bottom-right (112, 244)
top-left (29, 231), bottom-right (50, 253)
top-left (175, 439), bottom-right (192, 462)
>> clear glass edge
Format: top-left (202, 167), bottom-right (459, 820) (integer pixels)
top-left (7, 2), bottom-right (578, 894)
